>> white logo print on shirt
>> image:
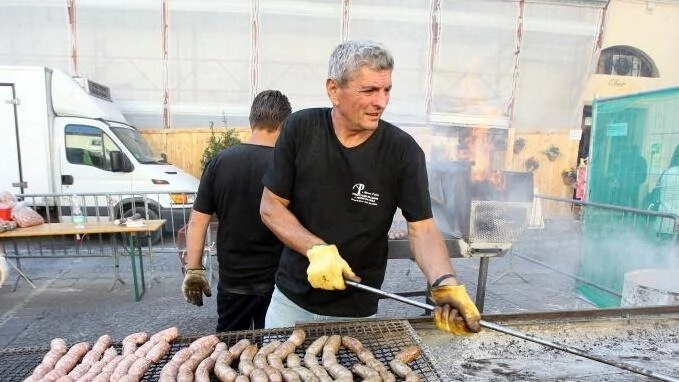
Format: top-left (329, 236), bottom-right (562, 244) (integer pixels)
top-left (351, 183), bottom-right (380, 206)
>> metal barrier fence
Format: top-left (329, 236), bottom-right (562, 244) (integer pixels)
top-left (1, 190), bottom-right (197, 258)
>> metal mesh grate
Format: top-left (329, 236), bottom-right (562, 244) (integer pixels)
top-left (0, 320), bottom-right (448, 382)
top-left (470, 200), bottom-right (532, 243)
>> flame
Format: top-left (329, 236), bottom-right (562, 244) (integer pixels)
top-left (459, 127), bottom-right (505, 190)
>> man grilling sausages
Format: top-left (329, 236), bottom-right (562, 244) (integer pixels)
top-left (258, 39), bottom-right (481, 335)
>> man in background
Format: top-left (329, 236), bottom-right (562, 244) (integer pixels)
top-left (182, 90), bottom-right (292, 331)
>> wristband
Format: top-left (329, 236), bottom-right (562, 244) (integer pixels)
top-left (431, 273), bottom-right (456, 288)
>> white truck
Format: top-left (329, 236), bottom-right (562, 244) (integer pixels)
top-left (0, 66), bottom-right (199, 240)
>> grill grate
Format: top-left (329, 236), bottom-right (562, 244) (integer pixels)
top-left (0, 320), bottom-right (447, 382)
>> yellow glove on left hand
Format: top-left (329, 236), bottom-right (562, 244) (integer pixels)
top-left (182, 268), bottom-right (212, 306)
top-left (430, 285), bottom-right (481, 335)
top-left (306, 244), bottom-right (360, 290)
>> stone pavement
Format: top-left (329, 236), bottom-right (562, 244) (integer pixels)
top-left (0, 217), bottom-right (591, 349)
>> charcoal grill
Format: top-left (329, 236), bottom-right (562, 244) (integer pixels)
top-left (0, 319), bottom-right (448, 382)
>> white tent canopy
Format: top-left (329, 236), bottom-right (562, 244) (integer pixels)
top-left (0, 0), bottom-right (605, 131)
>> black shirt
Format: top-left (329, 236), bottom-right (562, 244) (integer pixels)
top-left (263, 108), bottom-right (432, 316)
top-left (194, 143), bottom-right (283, 295)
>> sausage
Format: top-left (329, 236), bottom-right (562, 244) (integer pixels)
top-left (194, 343), bottom-right (226, 382)
top-left (24, 338), bottom-right (68, 382)
top-left (150, 327), bottom-right (180, 343)
top-left (76, 347), bottom-right (118, 382)
top-left (134, 339), bottom-right (158, 358)
top-left (110, 353), bottom-right (139, 382)
top-left (91, 354), bottom-right (123, 382)
top-left (127, 356), bottom-right (153, 380)
top-left (229, 338), bottom-right (252, 358)
top-left (304, 336), bottom-right (327, 358)
top-left (44, 341), bottom-right (91, 381)
top-left (238, 343), bottom-right (258, 376)
top-left (158, 347), bottom-right (193, 382)
top-left (80, 335), bottom-right (112, 365)
top-left (320, 335), bottom-right (352, 382)
top-left (389, 345), bottom-right (422, 381)
top-left (302, 337), bottom-right (331, 382)
top-left (145, 340), bottom-right (171, 363)
top-left (188, 334), bottom-right (221, 352)
top-left (214, 350), bottom-right (239, 382)
top-left (121, 332), bottom-right (149, 356)
top-left (351, 363), bottom-right (380, 380)
top-left (273, 329), bottom-right (306, 359)
top-left (341, 336), bottom-right (395, 382)
top-left (286, 353), bottom-right (301, 368)
top-left (280, 368), bottom-right (302, 382)
top-left (389, 359), bottom-right (420, 382)
top-left (234, 376), bottom-right (250, 382)
top-left (250, 368), bottom-right (269, 382)
top-left (394, 345), bottom-right (421, 363)
top-left (177, 337), bottom-right (219, 382)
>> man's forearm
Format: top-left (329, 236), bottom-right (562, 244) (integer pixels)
top-left (407, 218), bottom-right (459, 286)
top-left (185, 210), bottom-right (211, 269)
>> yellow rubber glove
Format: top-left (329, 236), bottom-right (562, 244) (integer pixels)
top-left (306, 244), bottom-right (360, 290)
top-left (182, 268), bottom-right (212, 306)
top-left (430, 285), bottom-right (481, 335)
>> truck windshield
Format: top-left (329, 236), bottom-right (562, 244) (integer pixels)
top-left (110, 125), bottom-right (166, 164)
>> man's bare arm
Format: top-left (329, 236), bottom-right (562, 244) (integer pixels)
top-left (407, 218), bottom-right (459, 286)
top-left (260, 187), bottom-right (325, 255)
top-left (185, 209), bottom-right (212, 269)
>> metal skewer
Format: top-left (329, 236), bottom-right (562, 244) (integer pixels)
top-left (346, 280), bottom-right (679, 382)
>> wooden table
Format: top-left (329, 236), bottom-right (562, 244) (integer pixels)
top-left (0, 220), bottom-right (166, 301)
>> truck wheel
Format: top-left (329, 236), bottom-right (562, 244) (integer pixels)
top-left (122, 206), bottom-right (162, 245)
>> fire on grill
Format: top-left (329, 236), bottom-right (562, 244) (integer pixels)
top-left (2, 320), bottom-right (446, 382)
top-left (388, 160), bottom-right (534, 256)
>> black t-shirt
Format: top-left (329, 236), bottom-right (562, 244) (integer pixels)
top-left (193, 143), bottom-right (283, 295)
top-left (263, 108), bottom-right (432, 316)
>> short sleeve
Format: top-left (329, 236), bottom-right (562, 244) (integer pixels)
top-left (262, 116), bottom-right (297, 200)
top-left (192, 156), bottom-right (218, 214)
top-left (397, 142), bottom-right (433, 222)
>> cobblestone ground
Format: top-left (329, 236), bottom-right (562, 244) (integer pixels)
top-left (0, 216), bottom-right (591, 348)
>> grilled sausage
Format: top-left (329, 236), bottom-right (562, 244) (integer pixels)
top-left (177, 336), bottom-right (220, 382)
top-left (238, 343), bottom-right (258, 376)
top-left (389, 345), bottom-right (422, 381)
top-left (341, 335), bottom-right (395, 382)
top-left (273, 329), bottom-right (306, 359)
top-left (320, 335), bottom-right (352, 382)
top-left (214, 350), bottom-right (239, 382)
top-left (195, 342), bottom-right (227, 382)
top-left (159, 347), bottom-right (193, 382)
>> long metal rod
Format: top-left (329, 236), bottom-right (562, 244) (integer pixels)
top-left (346, 280), bottom-right (679, 382)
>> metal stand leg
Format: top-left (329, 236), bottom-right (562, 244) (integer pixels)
top-left (492, 249), bottom-right (529, 284)
top-left (8, 257), bottom-right (37, 290)
top-left (128, 234), bottom-right (146, 301)
top-left (476, 257), bottom-right (490, 313)
top-left (110, 235), bottom-right (126, 291)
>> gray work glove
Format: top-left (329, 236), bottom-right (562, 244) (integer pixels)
top-left (181, 268), bottom-right (211, 306)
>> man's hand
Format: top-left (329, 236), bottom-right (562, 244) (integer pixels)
top-left (182, 268), bottom-right (212, 306)
top-left (430, 285), bottom-right (481, 335)
top-left (306, 244), bottom-right (360, 290)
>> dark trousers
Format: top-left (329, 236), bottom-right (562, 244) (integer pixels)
top-left (216, 292), bottom-right (272, 332)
